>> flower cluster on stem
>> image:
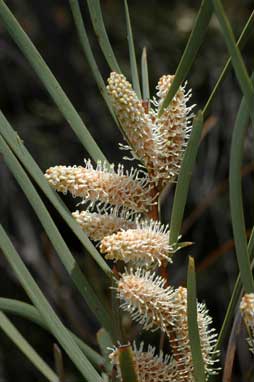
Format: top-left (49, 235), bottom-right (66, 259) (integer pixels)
top-left (44, 71), bottom-right (221, 381)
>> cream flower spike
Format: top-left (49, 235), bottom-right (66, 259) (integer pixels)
top-left (107, 72), bottom-right (158, 175)
top-left (240, 293), bottom-right (254, 354)
top-left (154, 74), bottom-right (195, 187)
top-left (116, 268), bottom-right (175, 331)
top-left (116, 268), bottom-right (219, 381)
top-left (109, 342), bottom-right (177, 382)
top-left (45, 159), bottom-right (154, 213)
top-left (72, 208), bottom-right (137, 241)
top-left (100, 220), bottom-right (176, 267)
top-left (170, 287), bottom-right (219, 381)
top-left (107, 72), bottom-right (194, 190)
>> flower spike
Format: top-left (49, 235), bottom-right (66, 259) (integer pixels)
top-left (107, 72), bottom-right (158, 173)
top-left (110, 342), bottom-right (177, 382)
top-left (107, 72), bottom-right (194, 189)
top-left (240, 293), bottom-right (254, 354)
top-left (116, 268), bottom-right (175, 331)
top-left (100, 220), bottom-right (176, 266)
top-left (45, 159), bottom-right (154, 213)
top-left (116, 268), bottom-right (219, 380)
top-left (72, 208), bottom-right (136, 241)
top-left (154, 75), bottom-right (195, 187)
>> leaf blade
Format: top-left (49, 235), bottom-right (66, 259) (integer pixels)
top-left (0, 298), bottom-right (103, 367)
top-left (118, 345), bottom-right (139, 382)
top-left (141, 47), bottom-right (150, 100)
top-left (158, 0), bottom-right (213, 117)
top-left (0, 225), bottom-right (102, 382)
top-left (0, 0), bottom-right (106, 162)
top-left (69, 0), bottom-right (118, 126)
top-left (86, 0), bottom-right (121, 73)
top-left (124, 0), bottom-right (141, 98)
top-left (169, 111), bottom-right (203, 244)
top-left (212, 0), bottom-right (254, 124)
top-left (0, 311), bottom-right (58, 382)
top-left (203, 9), bottom-right (254, 117)
top-left (187, 257), bottom-right (206, 382)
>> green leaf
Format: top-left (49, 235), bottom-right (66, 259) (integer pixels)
top-left (97, 328), bottom-right (113, 374)
top-left (0, 298), bottom-right (103, 367)
top-left (187, 257), bottom-right (206, 382)
top-left (69, 0), bottom-right (118, 126)
top-left (118, 345), bottom-right (139, 382)
top-left (229, 79), bottom-right (254, 292)
top-left (212, 1), bottom-right (254, 124)
top-left (0, 110), bottom-right (112, 278)
top-left (0, 133), bottom-right (113, 335)
top-left (124, 0), bottom-right (141, 98)
top-left (203, 9), bottom-right (254, 117)
top-left (141, 47), bottom-right (150, 100)
top-left (86, 0), bottom-right (121, 73)
top-left (0, 225), bottom-right (102, 382)
top-left (0, 0), bottom-right (106, 162)
top-left (158, 0), bottom-right (213, 117)
top-left (111, 276), bottom-right (124, 343)
top-left (169, 111), bottom-right (203, 244)
top-left (248, 226), bottom-right (254, 257)
top-left (0, 311), bottom-right (58, 382)
top-left (102, 374), bottom-right (109, 382)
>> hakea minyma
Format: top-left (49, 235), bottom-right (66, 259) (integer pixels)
top-left (100, 220), bottom-right (176, 267)
top-left (109, 342), bottom-right (177, 382)
top-left (107, 72), bottom-right (194, 189)
top-left (45, 159), bottom-right (154, 213)
top-left (240, 293), bottom-right (254, 354)
top-left (116, 268), bottom-right (219, 380)
top-left (72, 208), bottom-right (137, 241)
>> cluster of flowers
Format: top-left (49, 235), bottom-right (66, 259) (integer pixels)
top-left (45, 72), bottom-right (221, 381)
top-left (240, 293), bottom-right (254, 354)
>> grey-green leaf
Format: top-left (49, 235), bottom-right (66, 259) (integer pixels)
top-left (0, 225), bottom-right (102, 382)
top-left (187, 257), bottom-right (206, 382)
top-left (169, 111), bottom-right (203, 244)
top-left (158, 0), bottom-right (213, 117)
top-left (124, 0), bottom-right (142, 98)
top-left (0, 298), bottom-right (103, 367)
top-left (0, 0), bottom-right (106, 162)
top-left (0, 311), bottom-right (58, 382)
top-left (86, 0), bottom-right (121, 73)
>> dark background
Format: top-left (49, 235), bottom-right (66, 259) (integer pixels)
top-left (0, 0), bottom-right (254, 380)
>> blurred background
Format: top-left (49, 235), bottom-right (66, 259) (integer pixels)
top-left (0, 0), bottom-right (254, 380)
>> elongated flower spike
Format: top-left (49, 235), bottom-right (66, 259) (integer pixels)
top-left (100, 220), bottom-right (177, 267)
top-left (240, 293), bottom-right (254, 354)
top-left (109, 342), bottom-right (177, 382)
top-left (154, 75), bottom-right (195, 187)
top-left (170, 287), bottom-right (219, 380)
top-left (116, 268), bottom-right (219, 381)
top-left (107, 72), bottom-right (159, 174)
top-left (72, 208), bottom-right (137, 241)
top-left (107, 72), bottom-right (194, 190)
top-left (116, 268), bottom-right (176, 331)
top-left (45, 159), bottom-right (154, 213)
